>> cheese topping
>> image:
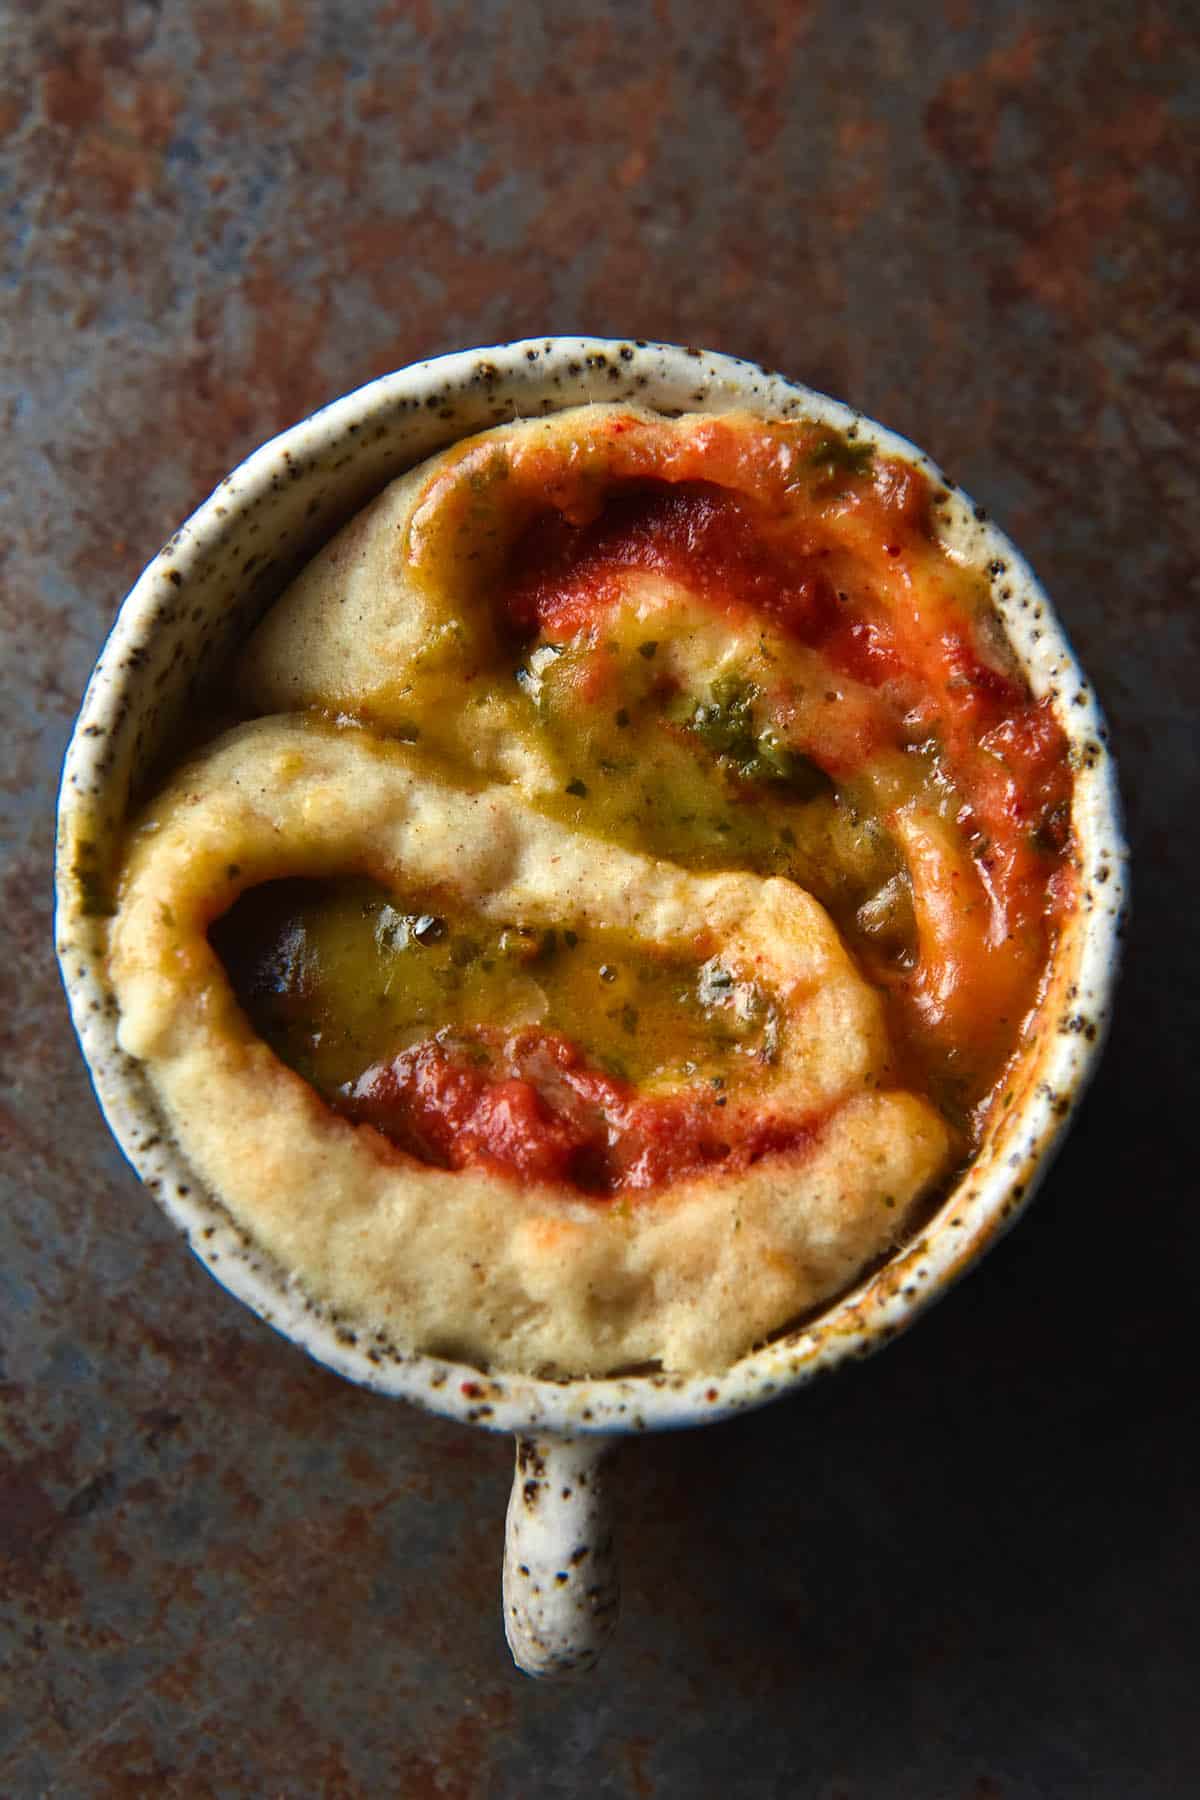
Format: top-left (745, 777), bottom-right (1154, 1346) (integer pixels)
top-left (105, 405), bottom-right (1073, 1375)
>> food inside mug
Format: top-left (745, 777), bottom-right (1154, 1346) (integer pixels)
top-left (104, 404), bottom-right (1075, 1377)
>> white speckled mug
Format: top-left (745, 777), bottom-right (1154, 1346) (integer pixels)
top-left (56, 339), bottom-right (1126, 1677)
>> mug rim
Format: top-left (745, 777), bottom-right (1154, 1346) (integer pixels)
top-left (55, 335), bottom-right (1127, 1436)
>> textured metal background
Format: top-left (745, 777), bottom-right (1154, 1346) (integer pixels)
top-left (2, 3), bottom-right (1196, 1794)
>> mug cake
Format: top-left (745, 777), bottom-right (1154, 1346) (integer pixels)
top-left (99, 403), bottom-right (1075, 1378)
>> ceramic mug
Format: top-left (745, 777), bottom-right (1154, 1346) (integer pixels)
top-left (55, 338), bottom-right (1126, 1677)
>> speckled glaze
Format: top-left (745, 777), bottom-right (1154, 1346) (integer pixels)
top-left (55, 337), bottom-right (1126, 1677)
top-left (503, 1435), bottom-right (620, 1677)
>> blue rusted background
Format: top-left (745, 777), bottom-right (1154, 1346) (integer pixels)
top-left (2, 2), bottom-right (1197, 1793)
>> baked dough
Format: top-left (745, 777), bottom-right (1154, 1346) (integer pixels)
top-left (110, 716), bottom-right (950, 1375)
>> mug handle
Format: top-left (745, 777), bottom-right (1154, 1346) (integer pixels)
top-left (503, 1432), bottom-right (621, 1677)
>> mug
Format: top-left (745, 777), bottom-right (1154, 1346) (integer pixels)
top-left (55, 338), bottom-right (1126, 1676)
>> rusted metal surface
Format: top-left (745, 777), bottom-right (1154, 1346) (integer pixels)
top-left (2, 2), bottom-right (1196, 1793)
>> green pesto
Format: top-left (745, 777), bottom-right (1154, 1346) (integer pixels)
top-left (677, 676), bottom-right (832, 797)
top-left (807, 431), bottom-right (875, 481)
top-left (212, 879), bottom-right (780, 1100)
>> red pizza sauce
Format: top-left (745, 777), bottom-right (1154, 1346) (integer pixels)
top-left (345, 1028), bottom-right (813, 1198)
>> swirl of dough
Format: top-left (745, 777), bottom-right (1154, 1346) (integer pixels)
top-left (234, 405), bottom-right (1070, 1070)
top-left (109, 715), bottom-right (951, 1376)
